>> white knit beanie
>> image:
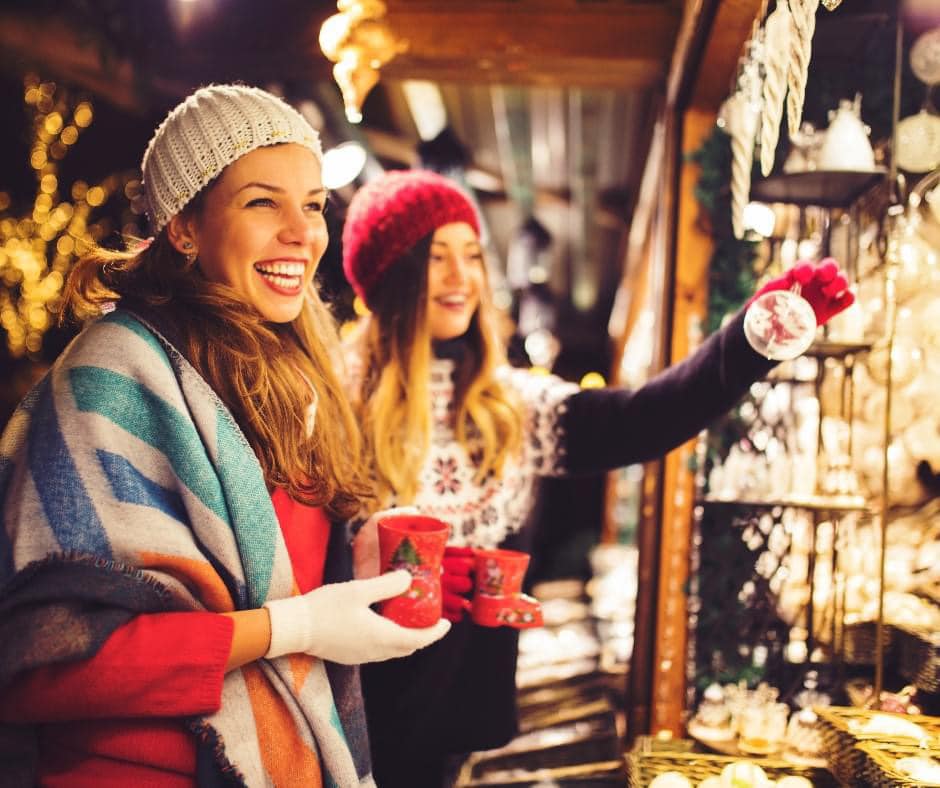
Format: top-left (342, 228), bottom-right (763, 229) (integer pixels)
top-left (141, 84), bottom-right (323, 233)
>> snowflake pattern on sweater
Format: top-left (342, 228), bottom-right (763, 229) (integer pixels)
top-left (408, 358), bottom-right (579, 549)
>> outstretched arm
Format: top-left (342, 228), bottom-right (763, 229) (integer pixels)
top-left (561, 259), bottom-right (853, 475)
top-left (561, 306), bottom-right (770, 475)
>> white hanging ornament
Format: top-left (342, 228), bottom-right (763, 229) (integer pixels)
top-left (725, 91), bottom-right (760, 239)
top-left (911, 27), bottom-right (940, 86)
top-left (787, 0), bottom-right (821, 137)
top-left (896, 109), bottom-right (940, 173)
top-left (760, 1), bottom-right (793, 176)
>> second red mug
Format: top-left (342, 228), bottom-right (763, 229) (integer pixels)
top-left (471, 548), bottom-right (543, 629)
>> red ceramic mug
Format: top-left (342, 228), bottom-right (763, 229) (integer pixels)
top-left (471, 548), bottom-right (543, 629)
top-left (377, 515), bottom-right (450, 628)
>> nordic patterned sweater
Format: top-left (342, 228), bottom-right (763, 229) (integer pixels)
top-left (360, 307), bottom-right (774, 551)
top-left (360, 308), bottom-right (776, 781)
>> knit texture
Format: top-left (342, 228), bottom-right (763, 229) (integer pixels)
top-left (0, 310), bottom-right (373, 787)
top-left (142, 84), bottom-right (322, 232)
top-left (342, 170), bottom-right (480, 307)
top-left (344, 350), bottom-right (577, 549)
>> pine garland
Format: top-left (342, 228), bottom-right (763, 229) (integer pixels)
top-left (686, 125), bottom-right (759, 335)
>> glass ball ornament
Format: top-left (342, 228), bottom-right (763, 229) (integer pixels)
top-left (744, 289), bottom-right (817, 360)
top-left (895, 110), bottom-right (940, 172)
top-left (911, 27), bottom-right (940, 85)
top-left (865, 339), bottom-right (924, 388)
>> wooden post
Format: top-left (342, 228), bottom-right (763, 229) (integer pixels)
top-left (621, 0), bottom-right (765, 738)
top-left (650, 106), bottom-right (716, 734)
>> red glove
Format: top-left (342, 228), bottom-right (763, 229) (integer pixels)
top-left (748, 258), bottom-right (855, 327)
top-left (442, 546), bottom-right (475, 622)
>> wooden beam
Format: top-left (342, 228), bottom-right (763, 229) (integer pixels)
top-left (615, 0), bottom-right (765, 739)
top-left (0, 8), bottom-right (338, 112)
top-left (378, 2), bottom-right (682, 88)
top-left (650, 106), bottom-right (715, 736)
top-left (0, 13), bottom-right (175, 112)
top-left (646, 0), bottom-right (764, 736)
top-left (689, 0), bottom-right (766, 110)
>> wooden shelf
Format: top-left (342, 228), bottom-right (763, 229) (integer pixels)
top-left (805, 340), bottom-right (874, 359)
top-left (699, 494), bottom-right (871, 513)
top-left (750, 169), bottom-right (886, 209)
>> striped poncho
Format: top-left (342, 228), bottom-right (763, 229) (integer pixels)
top-left (0, 309), bottom-right (374, 787)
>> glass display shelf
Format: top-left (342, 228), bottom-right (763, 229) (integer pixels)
top-left (751, 169), bottom-right (886, 209)
top-left (698, 494), bottom-right (871, 513)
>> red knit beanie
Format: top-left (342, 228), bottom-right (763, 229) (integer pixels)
top-left (342, 170), bottom-right (481, 307)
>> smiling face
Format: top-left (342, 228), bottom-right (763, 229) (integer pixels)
top-left (425, 221), bottom-right (486, 341)
top-left (168, 143), bottom-right (328, 323)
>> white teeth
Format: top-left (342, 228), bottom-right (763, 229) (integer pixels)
top-left (258, 271), bottom-right (302, 289)
top-left (255, 262), bottom-right (305, 276)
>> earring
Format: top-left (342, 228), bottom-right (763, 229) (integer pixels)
top-left (181, 242), bottom-right (197, 265)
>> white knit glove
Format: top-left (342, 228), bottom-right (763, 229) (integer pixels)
top-left (263, 570), bottom-right (451, 664)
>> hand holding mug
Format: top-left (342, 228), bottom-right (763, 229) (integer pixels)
top-left (377, 514), bottom-right (450, 628)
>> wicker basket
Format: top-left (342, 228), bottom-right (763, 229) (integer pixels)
top-left (627, 736), bottom-right (836, 787)
top-left (842, 621), bottom-right (895, 665)
top-left (896, 623), bottom-right (940, 693)
top-left (816, 706), bottom-right (940, 786)
top-left (857, 740), bottom-right (940, 787)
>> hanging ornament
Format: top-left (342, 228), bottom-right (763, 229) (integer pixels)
top-left (911, 27), bottom-right (940, 86)
top-left (896, 109), bottom-right (940, 172)
top-left (318, 1), bottom-right (408, 123)
top-left (725, 91), bottom-right (760, 239)
top-left (820, 0), bottom-right (842, 10)
top-left (787, 0), bottom-right (821, 136)
top-left (760, 1), bottom-right (793, 176)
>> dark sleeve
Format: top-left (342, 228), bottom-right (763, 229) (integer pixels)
top-left (560, 308), bottom-right (775, 475)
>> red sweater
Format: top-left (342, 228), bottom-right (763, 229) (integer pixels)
top-left (0, 489), bottom-right (332, 787)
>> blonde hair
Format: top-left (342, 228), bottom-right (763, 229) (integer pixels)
top-left (351, 236), bottom-right (522, 507)
top-left (64, 222), bottom-right (372, 519)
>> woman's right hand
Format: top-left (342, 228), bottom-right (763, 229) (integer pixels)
top-left (264, 570), bottom-right (450, 664)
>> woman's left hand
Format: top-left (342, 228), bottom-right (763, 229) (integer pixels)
top-left (748, 258), bottom-right (855, 326)
top-left (352, 506), bottom-right (420, 579)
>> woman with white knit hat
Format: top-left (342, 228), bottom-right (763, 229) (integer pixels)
top-left (0, 84), bottom-right (447, 787)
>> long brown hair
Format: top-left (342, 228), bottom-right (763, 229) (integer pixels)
top-left (351, 235), bottom-right (522, 507)
top-left (64, 204), bottom-right (372, 519)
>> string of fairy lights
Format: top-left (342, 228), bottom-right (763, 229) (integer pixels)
top-left (1, 74), bottom-right (608, 389)
top-left (0, 74), bottom-right (141, 358)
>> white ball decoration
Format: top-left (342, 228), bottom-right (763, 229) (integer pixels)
top-left (720, 761), bottom-right (770, 788)
top-left (649, 771), bottom-right (694, 788)
top-left (776, 777), bottom-right (814, 788)
top-left (911, 27), bottom-right (940, 85)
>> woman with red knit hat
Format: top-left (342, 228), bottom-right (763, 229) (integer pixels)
top-left (342, 169), bottom-right (854, 787)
